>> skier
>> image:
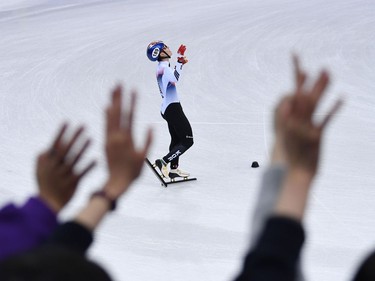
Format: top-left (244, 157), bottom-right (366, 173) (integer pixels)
top-left (146, 41), bottom-right (194, 179)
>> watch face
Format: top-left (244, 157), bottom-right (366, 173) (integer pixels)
top-left (91, 191), bottom-right (116, 211)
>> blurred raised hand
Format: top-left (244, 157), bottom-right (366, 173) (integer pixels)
top-left (275, 55), bottom-right (343, 176)
top-left (274, 55), bottom-right (343, 220)
top-left (37, 124), bottom-right (96, 212)
top-left (103, 85), bottom-right (153, 200)
top-left (272, 95), bottom-right (292, 164)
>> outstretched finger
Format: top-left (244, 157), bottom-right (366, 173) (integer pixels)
top-left (124, 90), bottom-right (137, 133)
top-left (106, 85), bottom-right (123, 135)
top-left (61, 126), bottom-right (85, 158)
top-left (293, 54), bottom-right (307, 95)
top-left (69, 139), bottom-right (92, 167)
top-left (49, 123), bottom-right (68, 157)
top-left (78, 160), bottom-right (97, 179)
top-left (319, 99), bottom-right (343, 130)
top-left (310, 70), bottom-right (330, 105)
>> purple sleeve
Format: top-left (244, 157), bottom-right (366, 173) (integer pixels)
top-left (0, 196), bottom-right (58, 260)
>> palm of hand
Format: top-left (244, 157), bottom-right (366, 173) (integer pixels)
top-left (37, 124), bottom-right (95, 212)
top-left (37, 153), bottom-right (78, 208)
top-left (104, 86), bottom-right (153, 199)
top-left (106, 133), bottom-right (143, 185)
top-left (277, 56), bottom-right (342, 174)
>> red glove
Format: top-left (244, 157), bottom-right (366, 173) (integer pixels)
top-left (177, 44), bottom-right (186, 56)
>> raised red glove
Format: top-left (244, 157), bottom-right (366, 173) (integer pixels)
top-left (177, 56), bottom-right (188, 64)
top-left (177, 44), bottom-right (186, 56)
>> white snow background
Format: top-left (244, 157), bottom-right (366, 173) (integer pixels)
top-left (0, 0), bottom-right (374, 280)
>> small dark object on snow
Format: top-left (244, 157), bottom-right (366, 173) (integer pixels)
top-left (251, 161), bottom-right (259, 168)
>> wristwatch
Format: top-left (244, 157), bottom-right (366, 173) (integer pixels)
top-left (91, 190), bottom-right (117, 211)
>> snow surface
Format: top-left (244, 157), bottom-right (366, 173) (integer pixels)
top-left (0, 0), bottom-right (374, 280)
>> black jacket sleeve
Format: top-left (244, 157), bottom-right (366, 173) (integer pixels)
top-left (46, 221), bottom-right (93, 254)
top-left (234, 216), bottom-right (305, 281)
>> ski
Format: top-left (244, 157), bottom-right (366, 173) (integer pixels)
top-left (145, 158), bottom-right (168, 187)
top-left (145, 158), bottom-right (197, 187)
top-left (167, 177), bottom-right (197, 185)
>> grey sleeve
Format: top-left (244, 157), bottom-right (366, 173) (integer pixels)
top-left (249, 164), bottom-right (306, 281)
top-left (249, 164), bottom-right (287, 247)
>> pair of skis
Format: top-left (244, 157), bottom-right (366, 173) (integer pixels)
top-left (145, 158), bottom-right (197, 187)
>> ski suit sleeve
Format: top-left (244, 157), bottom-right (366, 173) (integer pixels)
top-left (163, 62), bottom-right (184, 84)
top-left (0, 197), bottom-right (58, 261)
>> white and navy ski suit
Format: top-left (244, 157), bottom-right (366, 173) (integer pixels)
top-left (156, 61), bottom-right (193, 169)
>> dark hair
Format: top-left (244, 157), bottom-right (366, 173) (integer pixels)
top-left (0, 246), bottom-right (112, 281)
top-left (352, 251), bottom-right (375, 281)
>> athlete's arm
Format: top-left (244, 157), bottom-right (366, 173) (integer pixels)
top-left (163, 63), bottom-right (183, 84)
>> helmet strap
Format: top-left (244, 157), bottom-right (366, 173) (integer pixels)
top-left (159, 49), bottom-right (171, 60)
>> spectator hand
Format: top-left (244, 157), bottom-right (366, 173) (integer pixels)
top-left (104, 85), bottom-right (153, 200)
top-left (278, 55), bottom-right (343, 176)
top-left (272, 96), bottom-right (292, 164)
top-left (37, 124), bottom-right (96, 213)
